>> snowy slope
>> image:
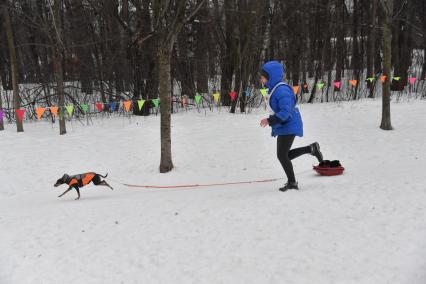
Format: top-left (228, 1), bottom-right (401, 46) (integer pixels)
top-left (1, 99), bottom-right (426, 284)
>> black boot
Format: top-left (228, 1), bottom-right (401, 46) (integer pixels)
top-left (279, 181), bottom-right (299, 192)
top-left (310, 142), bottom-right (323, 163)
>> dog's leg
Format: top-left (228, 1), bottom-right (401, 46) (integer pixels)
top-left (75, 188), bottom-right (80, 200)
top-left (99, 180), bottom-right (113, 190)
top-left (58, 187), bottom-right (72, 197)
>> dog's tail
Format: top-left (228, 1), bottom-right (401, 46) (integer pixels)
top-left (98, 173), bottom-right (108, 178)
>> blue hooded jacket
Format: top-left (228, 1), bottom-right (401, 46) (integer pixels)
top-left (262, 61), bottom-right (303, 137)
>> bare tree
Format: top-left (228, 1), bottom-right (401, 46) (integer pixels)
top-left (380, 0), bottom-right (393, 130)
top-left (153, 0), bottom-right (206, 173)
top-left (52, 0), bottom-right (66, 134)
top-left (367, 0), bottom-right (377, 98)
top-left (3, 2), bottom-right (23, 132)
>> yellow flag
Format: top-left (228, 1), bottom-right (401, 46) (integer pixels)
top-left (213, 93), bottom-right (220, 103)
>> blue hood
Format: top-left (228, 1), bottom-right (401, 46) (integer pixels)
top-left (261, 61), bottom-right (284, 90)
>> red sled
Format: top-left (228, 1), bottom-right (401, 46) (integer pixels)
top-left (313, 160), bottom-right (345, 176)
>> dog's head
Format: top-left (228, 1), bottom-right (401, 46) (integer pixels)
top-left (54, 174), bottom-right (69, 187)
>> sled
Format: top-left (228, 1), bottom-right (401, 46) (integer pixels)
top-left (313, 160), bottom-right (344, 176)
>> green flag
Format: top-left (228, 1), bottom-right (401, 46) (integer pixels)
top-left (195, 94), bottom-right (202, 104)
top-left (66, 105), bottom-right (74, 117)
top-left (260, 88), bottom-right (268, 97)
top-left (367, 77), bottom-right (375, 82)
top-left (152, 98), bottom-right (160, 107)
top-left (81, 104), bottom-right (89, 113)
top-left (138, 100), bottom-right (145, 111)
top-left (393, 76), bottom-right (401, 81)
top-left (317, 83), bottom-right (325, 90)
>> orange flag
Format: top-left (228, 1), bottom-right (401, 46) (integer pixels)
top-left (123, 101), bottom-right (131, 112)
top-left (36, 107), bottom-right (46, 119)
top-left (49, 106), bottom-right (58, 117)
top-left (349, 80), bottom-right (358, 87)
top-left (293, 86), bottom-right (300, 95)
top-left (380, 75), bottom-right (387, 82)
top-left (182, 96), bottom-right (187, 107)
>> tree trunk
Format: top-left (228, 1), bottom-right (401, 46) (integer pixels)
top-left (423, 0), bottom-right (426, 79)
top-left (158, 48), bottom-right (173, 173)
top-left (0, 33), bottom-right (4, 131)
top-left (3, 5), bottom-right (23, 132)
top-left (335, 0), bottom-right (345, 85)
top-left (380, 0), bottom-right (393, 130)
top-left (367, 0), bottom-right (377, 98)
top-left (0, 79), bottom-right (3, 130)
top-left (54, 0), bottom-right (66, 135)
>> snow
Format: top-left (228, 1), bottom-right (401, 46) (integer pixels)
top-left (1, 99), bottom-right (426, 283)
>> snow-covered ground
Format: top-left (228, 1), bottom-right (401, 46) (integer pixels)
top-left (1, 99), bottom-right (426, 284)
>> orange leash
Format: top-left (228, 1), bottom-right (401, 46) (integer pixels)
top-left (106, 169), bottom-right (312, 190)
top-left (122, 178), bottom-right (283, 189)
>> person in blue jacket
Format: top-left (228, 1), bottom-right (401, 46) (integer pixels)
top-left (259, 61), bottom-right (323, 192)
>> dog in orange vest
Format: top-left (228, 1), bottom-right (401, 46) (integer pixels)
top-left (54, 173), bottom-right (113, 200)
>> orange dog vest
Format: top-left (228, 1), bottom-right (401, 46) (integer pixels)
top-left (68, 173), bottom-right (96, 187)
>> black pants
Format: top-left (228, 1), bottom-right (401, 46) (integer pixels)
top-left (277, 135), bottom-right (311, 183)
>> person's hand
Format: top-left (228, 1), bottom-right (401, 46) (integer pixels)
top-left (260, 118), bottom-right (269, 127)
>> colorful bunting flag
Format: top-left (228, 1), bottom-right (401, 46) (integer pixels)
top-left (137, 99), bottom-right (145, 110)
top-left (49, 106), bottom-right (58, 117)
top-left (152, 98), bottom-right (160, 107)
top-left (16, 109), bottom-right (26, 121)
top-left (260, 88), bottom-right (268, 97)
top-left (36, 107), bottom-right (46, 119)
top-left (123, 101), bottom-right (132, 112)
top-left (81, 104), bottom-right (89, 113)
top-left (409, 77), bottom-right (417, 84)
top-left (393, 76), bottom-right (401, 81)
top-left (0, 110), bottom-right (3, 122)
top-left (96, 103), bottom-right (103, 112)
top-left (212, 93), bottom-right (220, 103)
top-left (110, 102), bottom-right (117, 112)
top-left (244, 91), bottom-right (252, 97)
top-left (229, 91), bottom-right (237, 102)
top-left (317, 83), bottom-right (325, 90)
top-left (380, 75), bottom-right (387, 82)
top-left (182, 96), bottom-right (187, 107)
top-left (349, 80), bottom-right (358, 87)
top-left (334, 81), bottom-right (341, 89)
top-left (66, 105), bottom-right (74, 117)
top-left (195, 95), bottom-right (202, 104)
top-left (367, 77), bottom-right (375, 83)
top-left (293, 86), bottom-right (300, 95)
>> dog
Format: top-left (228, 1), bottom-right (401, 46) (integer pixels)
top-left (54, 172), bottom-right (113, 200)
top-left (318, 160), bottom-right (342, 168)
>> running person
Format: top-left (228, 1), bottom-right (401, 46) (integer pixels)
top-left (259, 61), bottom-right (323, 191)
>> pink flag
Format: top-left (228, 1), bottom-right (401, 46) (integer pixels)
top-left (409, 77), bottom-right (417, 84)
top-left (334, 81), bottom-right (341, 89)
